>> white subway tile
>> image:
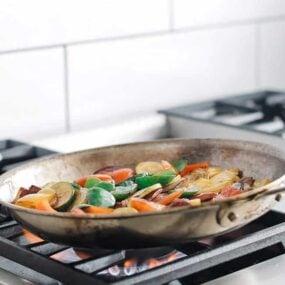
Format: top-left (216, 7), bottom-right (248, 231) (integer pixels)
top-left (68, 26), bottom-right (255, 131)
top-left (0, 49), bottom-right (65, 140)
top-left (0, 0), bottom-right (169, 52)
top-left (174, 0), bottom-right (285, 28)
top-left (259, 21), bottom-right (285, 89)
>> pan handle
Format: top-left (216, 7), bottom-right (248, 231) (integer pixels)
top-left (216, 178), bottom-right (285, 228)
top-left (251, 186), bottom-right (285, 200)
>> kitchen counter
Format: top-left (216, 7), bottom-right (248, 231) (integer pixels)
top-left (31, 113), bottom-right (167, 153)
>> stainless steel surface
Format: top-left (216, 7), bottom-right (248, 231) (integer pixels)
top-left (167, 116), bottom-right (285, 150)
top-left (0, 257), bottom-right (60, 285)
top-left (0, 139), bottom-right (285, 249)
top-left (204, 254), bottom-right (285, 285)
top-left (0, 267), bottom-right (33, 285)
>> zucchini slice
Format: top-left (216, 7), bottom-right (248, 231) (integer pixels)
top-left (51, 182), bottom-right (76, 212)
top-left (135, 161), bottom-right (164, 175)
top-left (71, 188), bottom-right (88, 209)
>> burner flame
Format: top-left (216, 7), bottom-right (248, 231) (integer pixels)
top-left (100, 250), bottom-right (183, 278)
top-left (22, 229), bottom-right (43, 244)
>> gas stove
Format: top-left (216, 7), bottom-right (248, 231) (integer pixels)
top-left (161, 90), bottom-right (285, 150)
top-left (1, 90), bottom-right (285, 284)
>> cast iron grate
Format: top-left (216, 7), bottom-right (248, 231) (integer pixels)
top-left (0, 211), bottom-right (285, 285)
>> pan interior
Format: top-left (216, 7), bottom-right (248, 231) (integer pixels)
top-left (0, 138), bottom-right (285, 204)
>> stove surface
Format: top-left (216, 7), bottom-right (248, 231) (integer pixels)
top-left (161, 90), bottom-right (285, 139)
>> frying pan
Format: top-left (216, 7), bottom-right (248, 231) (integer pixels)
top-left (0, 139), bottom-right (285, 249)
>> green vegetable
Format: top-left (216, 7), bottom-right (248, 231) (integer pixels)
top-left (111, 182), bottom-right (138, 201)
top-left (87, 187), bottom-right (115, 208)
top-left (96, 181), bottom-right (115, 191)
top-left (171, 159), bottom-right (188, 171)
top-left (122, 173), bottom-right (148, 183)
top-left (51, 182), bottom-right (76, 211)
top-left (154, 169), bottom-right (176, 176)
top-left (135, 161), bottom-right (164, 175)
top-left (85, 177), bottom-right (101, 188)
top-left (181, 186), bottom-right (199, 198)
top-left (71, 188), bottom-right (88, 209)
top-left (71, 182), bottom-right (81, 190)
top-left (135, 175), bottom-right (175, 189)
top-left (132, 183), bottom-right (162, 198)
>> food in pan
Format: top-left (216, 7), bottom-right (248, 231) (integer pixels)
top-left (13, 160), bottom-right (271, 215)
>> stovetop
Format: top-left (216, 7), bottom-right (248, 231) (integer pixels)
top-left (161, 90), bottom-right (285, 138)
top-left (0, 139), bottom-right (285, 284)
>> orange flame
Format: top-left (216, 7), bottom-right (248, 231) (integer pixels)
top-left (51, 248), bottom-right (92, 263)
top-left (124, 258), bottom-right (137, 268)
top-left (22, 229), bottom-right (43, 244)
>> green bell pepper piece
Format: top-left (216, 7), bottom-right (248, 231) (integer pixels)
top-left (135, 175), bottom-right (175, 189)
top-left (95, 181), bottom-right (115, 191)
top-left (111, 182), bottom-right (138, 201)
top-left (87, 187), bottom-right (115, 207)
top-left (171, 159), bottom-right (188, 171)
top-left (85, 177), bottom-right (101, 188)
top-left (181, 186), bottom-right (199, 198)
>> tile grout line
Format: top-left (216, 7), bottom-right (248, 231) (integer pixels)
top-left (254, 23), bottom-right (261, 88)
top-left (0, 14), bottom-right (284, 57)
top-left (168, 0), bottom-right (175, 32)
top-left (63, 45), bottom-right (70, 133)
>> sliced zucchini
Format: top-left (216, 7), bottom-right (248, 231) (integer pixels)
top-left (51, 182), bottom-right (76, 212)
top-left (135, 161), bottom-right (164, 175)
top-left (42, 182), bottom-right (57, 188)
top-left (132, 183), bottom-right (162, 199)
top-left (71, 188), bottom-right (88, 209)
top-left (164, 175), bottom-right (183, 191)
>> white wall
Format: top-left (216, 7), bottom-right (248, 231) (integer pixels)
top-left (0, 0), bottom-right (285, 139)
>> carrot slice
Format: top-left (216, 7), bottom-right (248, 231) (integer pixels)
top-left (158, 190), bottom-right (183, 205)
top-left (84, 206), bottom-right (113, 214)
top-left (75, 174), bottom-right (113, 187)
top-left (35, 199), bottom-right (56, 213)
top-left (129, 198), bottom-right (165, 212)
top-left (93, 174), bottom-right (113, 182)
top-left (180, 162), bottom-right (209, 176)
top-left (75, 177), bottom-right (88, 187)
top-left (111, 168), bottom-right (134, 184)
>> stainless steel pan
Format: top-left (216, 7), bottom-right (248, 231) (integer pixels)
top-left (0, 139), bottom-right (285, 249)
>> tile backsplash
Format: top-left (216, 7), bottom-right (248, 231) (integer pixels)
top-left (0, 0), bottom-right (285, 139)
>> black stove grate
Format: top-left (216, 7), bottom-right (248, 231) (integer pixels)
top-left (0, 211), bottom-right (285, 285)
top-left (161, 90), bottom-right (285, 137)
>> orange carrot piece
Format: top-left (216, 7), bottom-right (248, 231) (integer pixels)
top-left (84, 206), bottom-right (113, 214)
top-left (180, 162), bottom-right (209, 176)
top-left (35, 199), bottom-right (56, 212)
top-left (75, 177), bottom-right (88, 187)
top-left (93, 174), bottom-right (113, 182)
top-left (129, 198), bottom-right (164, 212)
top-left (158, 190), bottom-right (183, 205)
top-left (76, 174), bottom-right (113, 187)
top-left (111, 168), bottom-right (134, 184)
